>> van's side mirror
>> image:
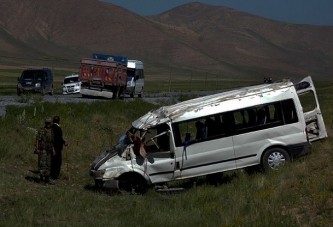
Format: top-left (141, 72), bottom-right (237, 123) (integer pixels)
top-left (17, 77), bottom-right (20, 81)
top-left (135, 75), bottom-right (139, 81)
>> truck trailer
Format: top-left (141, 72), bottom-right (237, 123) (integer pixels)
top-left (79, 54), bottom-right (128, 99)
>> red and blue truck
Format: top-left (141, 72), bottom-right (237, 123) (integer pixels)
top-left (79, 54), bottom-right (128, 99)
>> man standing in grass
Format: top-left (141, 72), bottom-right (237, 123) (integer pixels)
top-left (35, 117), bottom-right (55, 185)
top-left (51, 116), bottom-right (68, 180)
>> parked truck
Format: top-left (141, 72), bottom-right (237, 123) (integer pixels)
top-left (91, 53), bottom-right (145, 98)
top-left (79, 54), bottom-right (128, 99)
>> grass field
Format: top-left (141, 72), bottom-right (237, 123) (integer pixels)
top-left (0, 79), bottom-right (332, 226)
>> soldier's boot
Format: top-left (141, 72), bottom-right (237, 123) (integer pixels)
top-left (39, 175), bottom-right (44, 183)
top-left (44, 177), bottom-right (55, 185)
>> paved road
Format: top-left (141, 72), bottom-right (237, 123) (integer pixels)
top-left (0, 90), bottom-right (225, 117)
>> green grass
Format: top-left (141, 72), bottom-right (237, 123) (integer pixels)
top-left (0, 82), bottom-right (332, 227)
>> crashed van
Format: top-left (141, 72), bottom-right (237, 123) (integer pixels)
top-left (90, 76), bottom-right (327, 193)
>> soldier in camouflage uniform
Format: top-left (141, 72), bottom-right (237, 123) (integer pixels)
top-left (35, 117), bottom-right (55, 184)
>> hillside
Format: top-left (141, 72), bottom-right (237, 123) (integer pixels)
top-left (0, 0), bottom-right (333, 80)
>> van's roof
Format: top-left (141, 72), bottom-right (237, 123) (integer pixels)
top-left (132, 79), bottom-right (296, 130)
top-left (127, 60), bottom-right (143, 69)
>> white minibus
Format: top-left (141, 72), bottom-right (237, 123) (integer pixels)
top-left (90, 76), bottom-right (327, 193)
top-left (126, 60), bottom-right (144, 98)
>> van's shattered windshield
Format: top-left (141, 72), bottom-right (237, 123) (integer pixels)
top-left (116, 124), bottom-right (170, 157)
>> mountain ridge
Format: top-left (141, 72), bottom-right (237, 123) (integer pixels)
top-left (0, 0), bottom-right (332, 80)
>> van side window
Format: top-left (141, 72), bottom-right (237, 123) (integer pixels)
top-left (143, 124), bottom-right (170, 152)
top-left (232, 102), bottom-right (284, 133)
top-left (281, 99), bottom-right (298, 124)
top-left (172, 113), bottom-right (228, 147)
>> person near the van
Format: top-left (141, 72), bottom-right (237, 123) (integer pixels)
top-left (35, 117), bottom-right (55, 185)
top-left (51, 116), bottom-right (68, 180)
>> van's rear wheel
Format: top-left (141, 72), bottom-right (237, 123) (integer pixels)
top-left (262, 148), bottom-right (290, 171)
top-left (118, 173), bottom-right (147, 195)
top-left (138, 88), bottom-right (143, 98)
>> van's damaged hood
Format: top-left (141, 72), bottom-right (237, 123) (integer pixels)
top-left (90, 149), bottom-right (119, 171)
top-left (132, 107), bottom-right (170, 130)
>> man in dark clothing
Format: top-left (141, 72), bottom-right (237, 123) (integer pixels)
top-left (35, 117), bottom-right (55, 184)
top-left (51, 116), bottom-right (68, 179)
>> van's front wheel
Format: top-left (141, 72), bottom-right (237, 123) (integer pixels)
top-left (262, 148), bottom-right (290, 171)
top-left (118, 173), bottom-right (147, 195)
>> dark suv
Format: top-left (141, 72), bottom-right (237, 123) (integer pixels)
top-left (17, 68), bottom-right (54, 96)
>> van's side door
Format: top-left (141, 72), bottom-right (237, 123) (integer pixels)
top-left (173, 114), bottom-right (236, 179)
top-left (136, 124), bottom-right (176, 184)
top-left (134, 68), bottom-right (144, 95)
top-left (295, 76), bottom-right (327, 141)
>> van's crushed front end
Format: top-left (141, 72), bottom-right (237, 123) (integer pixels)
top-left (90, 131), bottom-right (147, 192)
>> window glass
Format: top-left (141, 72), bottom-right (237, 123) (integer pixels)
top-left (232, 102), bottom-right (284, 133)
top-left (143, 124), bottom-right (170, 152)
top-left (298, 91), bottom-right (316, 112)
top-left (172, 113), bottom-right (228, 147)
top-left (281, 99), bottom-right (298, 124)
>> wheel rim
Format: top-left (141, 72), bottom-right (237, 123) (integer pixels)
top-left (267, 151), bottom-right (286, 169)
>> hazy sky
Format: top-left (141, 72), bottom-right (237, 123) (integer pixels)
top-left (102, 0), bottom-right (333, 26)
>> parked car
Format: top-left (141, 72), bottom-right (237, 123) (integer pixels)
top-left (17, 68), bottom-right (53, 96)
top-left (62, 74), bottom-right (81, 94)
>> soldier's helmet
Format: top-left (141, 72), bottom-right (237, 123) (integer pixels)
top-left (45, 117), bottom-right (52, 123)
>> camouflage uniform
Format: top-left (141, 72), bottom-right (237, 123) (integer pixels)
top-left (36, 126), bottom-right (54, 182)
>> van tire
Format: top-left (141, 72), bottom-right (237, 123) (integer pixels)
top-left (262, 148), bottom-right (290, 171)
top-left (138, 89), bottom-right (143, 98)
top-left (118, 173), bottom-right (147, 195)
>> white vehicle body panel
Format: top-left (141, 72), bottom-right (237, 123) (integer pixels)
top-left (295, 76), bottom-right (327, 141)
top-left (126, 60), bottom-right (144, 97)
top-left (90, 76), bottom-right (327, 189)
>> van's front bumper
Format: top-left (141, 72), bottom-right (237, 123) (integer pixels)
top-left (90, 170), bottom-right (119, 190)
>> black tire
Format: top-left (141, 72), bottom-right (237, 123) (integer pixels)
top-left (130, 87), bottom-right (135, 98)
top-left (138, 89), bottom-right (143, 98)
top-left (118, 173), bottom-right (147, 195)
top-left (262, 148), bottom-right (290, 171)
top-left (112, 87), bottom-right (119, 99)
top-left (118, 86), bottom-right (125, 99)
top-left (48, 87), bottom-right (53, 96)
